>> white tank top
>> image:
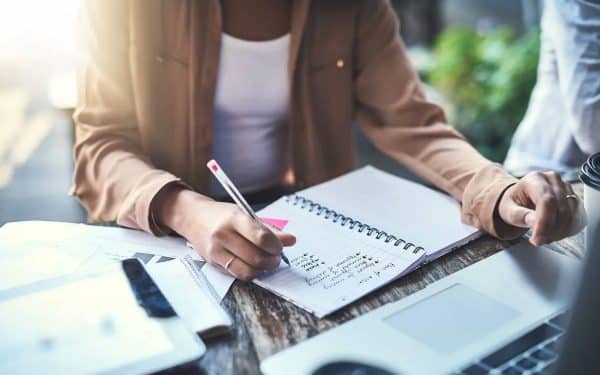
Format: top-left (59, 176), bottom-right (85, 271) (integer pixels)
top-left (210, 33), bottom-right (290, 196)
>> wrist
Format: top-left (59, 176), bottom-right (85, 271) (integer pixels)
top-left (155, 186), bottom-right (209, 235)
top-left (496, 184), bottom-right (515, 219)
top-left (492, 183), bottom-right (526, 240)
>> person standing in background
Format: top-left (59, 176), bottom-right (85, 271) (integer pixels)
top-left (505, 0), bottom-right (600, 180)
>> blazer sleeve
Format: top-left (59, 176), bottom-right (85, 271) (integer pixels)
top-left (354, 0), bottom-right (524, 239)
top-left (71, 0), bottom-right (184, 234)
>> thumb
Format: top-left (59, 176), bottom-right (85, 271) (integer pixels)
top-left (277, 231), bottom-right (296, 247)
top-left (262, 222), bottom-right (297, 247)
top-left (268, 227), bottom-right (296, 246)
top-left (500, 198), bottom-right (536, 228)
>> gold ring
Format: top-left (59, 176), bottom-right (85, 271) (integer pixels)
top-left (224, 256), bottom-right (235, 270)
top-left (565, 194), bottom-right (578, 200)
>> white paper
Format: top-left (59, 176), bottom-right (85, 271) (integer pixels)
top-left (298, 166), bottom-right (480, 258)
top-left (0, 221), bottom-right (235, 337)
top-left (0, 245), bottom-right (82, 292)
top-left (146, 259), bottom-right (232, 334)
top-left (185, 244), bottom-right (236, 301)
top-left (201, 263), bottom-right (236, 300)
top-left (0, 221), bottom-right (189, 298)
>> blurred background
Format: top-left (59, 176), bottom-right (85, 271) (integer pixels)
top-left (0, 0), bottom-right (542, 226)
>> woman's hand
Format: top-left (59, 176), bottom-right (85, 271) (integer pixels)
top-left (156, 187), bottom-right (296, 280)
top-left (497, 171), bottom-right (587, 246)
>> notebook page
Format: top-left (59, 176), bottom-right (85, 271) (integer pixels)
top-left (298, 166), bottom-right (479, 259)
top-left (256, 198), bottom-right (425, 317)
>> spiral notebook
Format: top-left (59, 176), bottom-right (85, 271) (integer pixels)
top-left (255, 166), bottom-right (480, 318)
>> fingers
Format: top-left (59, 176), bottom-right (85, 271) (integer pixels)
top-left (564, 183), bottom-right (588, 236)
top-left (564, 183), bottom-right (580, 214)
top-left (518, 171), bottom-right (585, 245)
top-left (544, 171), bottom-right (571, 237)
top-left (226, 255), bottom-right (263, 281)
top-left (184, 202), bottom-right (296, 281)
top-left (212, 227), bottom-right (281, 271)
top-left (499, 193), bottom-right (536, 228)
top-left (524, 172), bottom-right (558, 245)
top-left (232, 211), bottom-right (295, 255)
top-left (204, 242), bottom-right (264, 281)
top-left (271, 227), bottom-right (297, 247)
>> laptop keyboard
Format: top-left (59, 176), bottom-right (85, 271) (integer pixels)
top-left (455, 311), bottom-right (569, 375)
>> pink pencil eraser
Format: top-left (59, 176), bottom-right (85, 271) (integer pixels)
top-left (207, 160), bottom-right (218, 172)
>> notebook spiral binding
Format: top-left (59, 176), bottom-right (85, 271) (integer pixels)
top-left (285, 195), bottom-right (424, 254)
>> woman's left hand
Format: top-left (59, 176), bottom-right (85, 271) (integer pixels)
top-left (497, 171), bottom-right (587, 246)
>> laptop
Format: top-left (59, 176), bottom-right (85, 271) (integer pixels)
top-left (261, 241), bottom-right (598, 374)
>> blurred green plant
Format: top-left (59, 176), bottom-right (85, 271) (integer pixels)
top-left (427, 27), bottom-right (540, 162)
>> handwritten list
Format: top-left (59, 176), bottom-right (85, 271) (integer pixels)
top-left (255, 198), bottom-right (424, 317)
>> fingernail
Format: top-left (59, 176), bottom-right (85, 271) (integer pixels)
top-left (524, 212), bottom-right (535, 227)
top-left (283, 234), bottom-right (296, 246)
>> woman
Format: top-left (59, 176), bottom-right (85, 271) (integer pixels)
top-left (73, 0), bottom-right (582, 281)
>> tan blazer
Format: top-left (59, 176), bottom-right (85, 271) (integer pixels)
top-left (72, 0), bottom-right (523, 239)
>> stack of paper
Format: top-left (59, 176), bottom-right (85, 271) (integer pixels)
top-left (0, 221), bottom-right (235, 336)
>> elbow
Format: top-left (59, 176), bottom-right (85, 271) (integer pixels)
top-left (70, 164), bottom-right (102, 224)
top-left (70, 146), bottom-right (114, 224)
top-left (70, 182), bottom-right (101, 224)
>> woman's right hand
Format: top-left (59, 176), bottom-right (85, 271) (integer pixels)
top-left (156, 187), bottom-right (296, 280)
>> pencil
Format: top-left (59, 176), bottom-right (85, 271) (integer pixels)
top-left (207, 159), bottom-right (291, 266)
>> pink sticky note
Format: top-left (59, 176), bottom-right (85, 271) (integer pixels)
top-left (260, 217), bottom-right (289, 230)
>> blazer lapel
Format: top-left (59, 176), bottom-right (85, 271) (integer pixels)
top-left (131, 0), bottom-right (162, 53)
top-left (289, 0), bottom-right (311, 85)
top-left (189, 0), bottom-right (222, 191)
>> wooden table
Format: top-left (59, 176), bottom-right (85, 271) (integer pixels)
top-left (189, 189), bottom-right (585, 375)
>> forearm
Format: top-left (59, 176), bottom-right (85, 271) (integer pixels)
top-left (72, 119), bottom-right (187, 234)
top-left (361, 117), bottom-right (522, 239)
top-left (153, 185), bottom-right (214, 237)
